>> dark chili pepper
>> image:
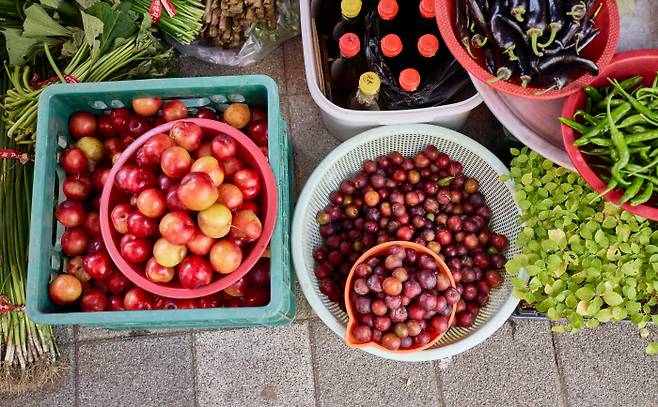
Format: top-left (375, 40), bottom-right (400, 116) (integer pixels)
top-left (475, 0), bottom-right (489, 16)
top-left (535, 53), bottom-right (599, 75)
top-left (470, 33), bottom-right (488, 48)
top-left (490, 14), bottom-right (520, 61)
top-left (573, 0), bottom-right (597, 47)
top-left (618, 177), bottom-right (643, 205)
top-left (466, 0), bottom-right (490, 37)
top-left (512, 43), bottom-right (533, 87)
top-left (538, 0), bottom-right (564, 48)
top-left (510, 0), bottom-right (528, 22)
top-left (455, 0), bottom-right (477, 59)
top-left (554, 20), bottom-right (581, 49)
top-left (584, 86), bottom-right (603, 102)
top-left (630, 182), bottom-right (653, 206)
top-left (487, 59), bottom-right (515, 84)
top-left (524, 0), bottom-right (547, 56)
top-left (573, 102), bottom-right (631, 146)
top-left (576, 27), bottom-right (601, 54)
top-left (500, 14), bottom-right (529, 42)
top-left (534, 66), bottom-right (571, 95)
top-left (566, 0), bottom-right (588, 21)
top-left (483, 46), bottom-right (497, 75)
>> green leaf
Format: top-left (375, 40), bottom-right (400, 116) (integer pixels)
top-left (85, 2), bottom-right (137, 55)
top-left (575, 286), bottom-right (595, 301)
top-left (612, 306), bottom-right (627, 321)
top-left (595, 308), bottom-right (612, 322)
top-left (80, 9), bottom-right (103, 56)
top-left (22, 4), bottom-right (72, 38)
top-left (603, 291), bottom-right (624, 306)
top-left (1, 28), bottom-right (59, 66)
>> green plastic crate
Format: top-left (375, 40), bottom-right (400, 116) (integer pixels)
top-left (27, 75), bottom-right (296, 329)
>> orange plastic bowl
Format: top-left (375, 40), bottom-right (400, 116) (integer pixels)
top-left (344, 241), bottom-right (457, 353)
top-left (562, 49), bottom-right (658, 220)
top-left (100, 118), bottom-right (278, 299)
top-left (435, 0), bottom-right (620, 100)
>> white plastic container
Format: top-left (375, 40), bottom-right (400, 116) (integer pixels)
top-left (300, 0), bottom-right (483, 140)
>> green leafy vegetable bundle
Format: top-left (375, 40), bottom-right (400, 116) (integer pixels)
top-left (2, 1), bottom-right (175, 145)
top-left (503, 147), bottom-right (658, 355)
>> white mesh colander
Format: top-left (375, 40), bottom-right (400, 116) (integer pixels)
top-left (292, 124), bottom-right (526, 361)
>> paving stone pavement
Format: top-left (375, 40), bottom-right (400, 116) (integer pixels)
top-left (4, 36), bottom-right (658, 406)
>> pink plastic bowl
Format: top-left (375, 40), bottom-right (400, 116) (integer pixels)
top-left (436, 0), bottom-right (620, 100)
top-left (562, 49), bottom-right (658, 220)
top-left (100, 118), bottom-right (278, 299)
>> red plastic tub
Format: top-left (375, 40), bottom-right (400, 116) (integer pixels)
top-left (436, 0), bottom-right (620, 100)
top-left (562, 49), bottom-right (658, 220)
top-left (100, 118), bottom-right (278, 299)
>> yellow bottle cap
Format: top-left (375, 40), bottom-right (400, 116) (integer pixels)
top-left (341, 0), bottom-right (362, 18)
top-left (359, 72), bottom-right (381, 96)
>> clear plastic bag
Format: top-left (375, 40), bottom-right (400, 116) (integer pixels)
top-left (174, 0), bottom-right (300, 66)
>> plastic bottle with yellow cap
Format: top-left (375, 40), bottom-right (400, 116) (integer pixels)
top-left (348, 72), bottom-right (382, 110)
top-left (332, 0), bottom-right (364, 43)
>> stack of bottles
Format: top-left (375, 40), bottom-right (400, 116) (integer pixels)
top-left (311, 0), bottom-right (444, 110)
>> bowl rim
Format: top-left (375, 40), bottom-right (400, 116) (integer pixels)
top-left (292, 123), bottom-right (526, 361)
top-left (435, 0), bottom-right (621, 100)
top-left (344, 241), bottom-right (457, 353)
top-left (100, 118), bottom-right (278, 299)
top-left (561, 49), bottom-right (658, 220)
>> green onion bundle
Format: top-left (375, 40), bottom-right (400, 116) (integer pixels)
top-left (125, 0), bottom-right (205, 45)
top-left (0, 71), bottom-right (65, 393)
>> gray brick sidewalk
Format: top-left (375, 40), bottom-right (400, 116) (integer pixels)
top-left (4, 37), bottom-right (657, 407)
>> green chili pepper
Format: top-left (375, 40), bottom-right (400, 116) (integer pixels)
top-left (627, 129), bottom-right (658, 145)
top-left (590, 178), bottom-right (618, 204)
top-left (630, 155), bottom-right (658, 176)
top-left (589, 137), bottom-right (611, 147)
top-left (585, 97), bottom-right (592, 114)
top-left (619, 114), bottom-right (649, 128)
top-left (584, 86), bottom-right (603, 102)
top-left (610, 79), bottom-right (658, 124)
top-left (653, 71), bottom-right (658, 88)
top-left (595, 98), bottom-right (626, 110)
top-left (633, 173), bottom-right (658, 187)
top-left (573, 102), bottom-right (631, 146)
top-left (618, 177), bottom-right (643, 205)
top-left (573, 110), bottom-right (599, 125)
top-left (630, 182), bottom-right (653, 206)
top-left (627, 125), bottom-right (651, 133)
top-left (608, 96), bottom-right (631, 186)
top-left (559, 117), bottom-right (590, 134)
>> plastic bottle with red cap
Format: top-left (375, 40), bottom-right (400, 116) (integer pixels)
top-left (416, 33), bottom-right (440, 77)
top-left (399, 68), bottom-right (421, 92)
top-left (376, 0), bottom-right (399, 36)
top-left (380, 33), bottom-right (405, 75)
top-left (332, 0), bottom-right (364, 43)
top-left (417, 0), bottom-right (437, 36)
top-left (331, 33), bottom-right (368, 98)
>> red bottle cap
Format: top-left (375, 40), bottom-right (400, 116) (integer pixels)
top-left (399, 68), bottom-right (421, 92)
top-left (377, 0), bottom-right (399, 21)
top-left (418, 34), bottom-right (439, 57)
top-left (381, 34), bottom-right (403, 58)
top-left (339, 33), bottom-right (361, 58)
top-left (419, 0), bottom-right (435, 19)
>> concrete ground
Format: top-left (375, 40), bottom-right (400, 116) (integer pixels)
top-left (5, 37), bottom-right (658, 407)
